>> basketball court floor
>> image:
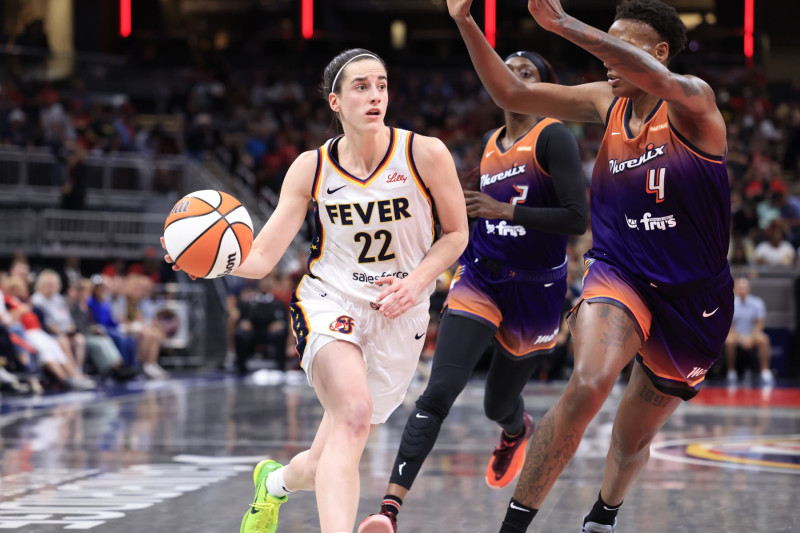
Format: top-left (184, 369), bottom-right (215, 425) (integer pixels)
top-left (1, 374), bottom-right (798, 532)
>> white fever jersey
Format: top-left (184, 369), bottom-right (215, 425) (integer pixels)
top-left (307, 127), bottom-right (436, 309)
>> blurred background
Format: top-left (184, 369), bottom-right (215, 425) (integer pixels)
top-left (0, 0), bottom-right (799, 393)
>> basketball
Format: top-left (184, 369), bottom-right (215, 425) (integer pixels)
top-left (163, 190), bottom-right (254, 278)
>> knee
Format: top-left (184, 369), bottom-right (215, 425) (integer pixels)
top-left (335, 397), bottom-right (373, 442)
top-left (416, 384), bottom-right (461, 420)
top-left (610, 428), bottom-right (653, 464)
top-left (564, 371), bottom-right (617, 415)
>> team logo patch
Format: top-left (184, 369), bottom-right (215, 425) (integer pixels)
top-left (329, 315), bottom-right (355, 334)
top-left (651, 436), bottom-right (800, 474)
top-left (370, 302), bottom-right (382, 311)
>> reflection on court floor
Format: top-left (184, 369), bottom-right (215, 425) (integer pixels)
top-left (0, 376), bottom-right (798, 532)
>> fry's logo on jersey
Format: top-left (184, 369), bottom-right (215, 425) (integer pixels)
top-left (329, 315), bottom-right (355, 334)
top-left (640, 212), bottom-right (677, 231)
top-left (609, 143), bottom-right (666, 175)
top-left (485, 220), bottom-right (526, 237)
top-left (480, 164), bottom-right (527, 189)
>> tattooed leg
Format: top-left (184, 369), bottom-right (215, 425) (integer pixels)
top-left (599, 363), bottom-right (682, 505)
top-left (511, 302), bottom-right (642, 509)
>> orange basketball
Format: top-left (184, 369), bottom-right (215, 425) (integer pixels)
top-left (163, 190), bottom-right (254, 278)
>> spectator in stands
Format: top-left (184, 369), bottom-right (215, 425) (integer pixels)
top-left (3, 276), bottom-right (94, 390)
top-left (0, 108), bottom-right (34, 147)
top-left (60, 146), bottom-right (88, 210)
top-left (753, 219), bottom-right (796, 267)
top-left (769, 181), bottom-right (800, 247)
top-left (68, 279), bottom-right (136, 382)
top-left (31, 269), bottom-right (87, 372)
top-left (121, 273), bottom-right (168, 379)
top-left (725, 277), bottom-right (775, 387)
top-left (233, 274), bottom-right (288, 377)
top-left (86, 275), bottom-right (138, 369)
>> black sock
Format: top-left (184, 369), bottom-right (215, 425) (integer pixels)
top-left (381, 494), bottom-right (402, 516)
top-left (499, 498), bottom-right (537, 533)
top-left (584, 491), bottom-right (622, 526)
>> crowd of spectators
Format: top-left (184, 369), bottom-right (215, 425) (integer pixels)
top-left (2, 19), bottom-right (800, 389)
top-left (0, 255), bottom-right (173, 395)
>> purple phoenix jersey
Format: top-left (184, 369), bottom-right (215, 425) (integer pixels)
top-left (467, 118), bottom-right (566, 270)
top-left (592, 98), bottom-right (730, 286)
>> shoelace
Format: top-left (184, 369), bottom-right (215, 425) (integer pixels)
top-left (492, 436), bottom-right (522, 470)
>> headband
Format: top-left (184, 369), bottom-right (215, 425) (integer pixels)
top-left (505, 51), bottom-right (551, 84)
top-left (331, 53), bottom-right (380, 94)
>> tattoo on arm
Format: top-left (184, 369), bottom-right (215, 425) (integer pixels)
top-left (563, 18), bottom-right (656, 75)
top-left (513, 411), bottom-right (581, 506)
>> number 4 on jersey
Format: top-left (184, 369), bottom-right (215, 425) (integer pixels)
top-left (646, 167), bottom-right (666, 203)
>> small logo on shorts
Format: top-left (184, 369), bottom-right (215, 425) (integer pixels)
top-left (414, 332), bottom-right (424, 340)
top-left (702, 307), bottom-right (719, 318)
top-left (687, 366), bottom-right (708, 379)
top-left (329, 315), bottom-right (355, 334)
top-left (370, 302), bottom-right (382, 311)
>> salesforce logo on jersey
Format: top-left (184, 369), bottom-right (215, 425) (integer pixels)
top-left (352, 270), bottom-right (409, 283)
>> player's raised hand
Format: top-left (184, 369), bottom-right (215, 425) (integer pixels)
top-left (527, 0), bottom-right (568, 32)
top-left (374, 276), bottom-right (421, 319)
top-left (160, 236), bottom-right (197, 280)
top-left (447, 0), bottom-right (474, 21)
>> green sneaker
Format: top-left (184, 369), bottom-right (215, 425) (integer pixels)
top-left (240, 460), bottom-right (288, 533)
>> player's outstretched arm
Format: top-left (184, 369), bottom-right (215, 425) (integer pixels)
top-left (447, 0), bottom-right (609, 124)
top-left (232, 150), bottom-right (317, 279)
top-left (375, 136), bottom-right (468, 318)
top-left (527, 0), bottom-right (722, 130)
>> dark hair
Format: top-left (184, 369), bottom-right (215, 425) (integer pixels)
top-left (614, 0), bottom-right (687, 60)
top-left (504, 51), bottom-right (558, 84)
top-left (321, 48), bottom-right (386, 96)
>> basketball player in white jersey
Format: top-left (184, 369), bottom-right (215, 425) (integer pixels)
top-left (165, 48), bottom-right (468, 533)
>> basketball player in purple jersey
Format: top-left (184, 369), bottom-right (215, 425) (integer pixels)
top-left (359, 52), bottom-right (587, 533)
top-left (446, 0), bottom-right (733, 531)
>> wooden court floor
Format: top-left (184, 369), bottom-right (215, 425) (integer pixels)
top-left (0, 374), bottom-right (798, 532)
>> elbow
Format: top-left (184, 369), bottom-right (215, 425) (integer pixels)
top-left (456, 230), bottom-right (469, 255)
top-left (566, 211), bottom-right (589, 235)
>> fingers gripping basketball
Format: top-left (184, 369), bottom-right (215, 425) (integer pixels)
top-left (163, 190), bottom-right (254, 278)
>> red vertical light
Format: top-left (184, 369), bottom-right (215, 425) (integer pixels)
top-left (485, 0), bottom-right (496, 48)
top-left (744, 0), bottom-right (754, 58)
top-left (302, 0), bottom-right (313, 39)
top-left (120, 0), bottom-right (131, 38)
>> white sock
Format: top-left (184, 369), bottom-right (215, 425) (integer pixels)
top-left (266, 466), bottom-right (291, 498)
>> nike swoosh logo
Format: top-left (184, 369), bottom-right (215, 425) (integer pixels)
top-left (327, 185), bottom-right (346, 194)
top-left (702, 307), bottom-right (719, 318)
top-left (485, 151), bottom-right (495, 158)
top-left (415, 413), bottom-right (428, 419)
top-left (611, 132), bottom-right (621, 136)
top-left (509, 502), bottom-right (530, 512)
top-left (543, 283), bottom-right (554, 287)
top-left (399, 461), bottom-right (406, 475)
top-left (603, 505), bottom-right (618, 511)
top-left (250, 507), bottom-right (259, 514)
top-left (414, 332), bottom-right (424, 340)
top-left (320, 293), bottom-right (327, 297)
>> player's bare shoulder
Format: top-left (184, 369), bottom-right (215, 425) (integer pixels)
top-left (282, 149), bottom-right (320, 198)
top-left (669, 74), bottom-right (726, 154)
top-left (409, 133), bottom-right (456, 183)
